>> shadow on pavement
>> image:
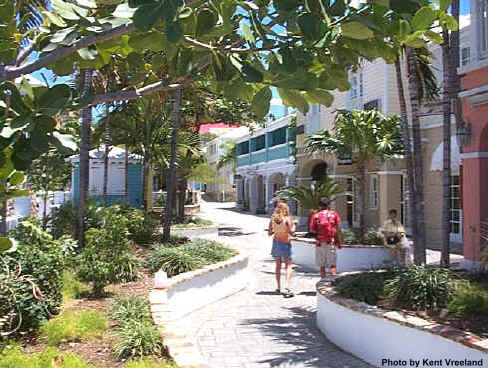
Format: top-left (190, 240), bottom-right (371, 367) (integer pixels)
top-left (242, 306), bottom-right (369, 368)
top-left (256, 291), bottom-right (282, 296)
top-left (219, 226), bottom-right (257, 237)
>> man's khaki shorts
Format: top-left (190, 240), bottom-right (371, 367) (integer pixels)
top-left (315, 243), bottom-right (337, 268)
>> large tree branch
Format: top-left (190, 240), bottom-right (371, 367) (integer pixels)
top-left (183, 36), bottom-right (279, 53)
top-left (1, 23), bottom-right (135, 83)
top-left (15, 42), bottom-right (37, 66)
top-left (89, 81), bottom-right (187, 107)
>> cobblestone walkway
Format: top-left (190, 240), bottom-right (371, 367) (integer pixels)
top-left (176, 202), bottom-right (373, 368)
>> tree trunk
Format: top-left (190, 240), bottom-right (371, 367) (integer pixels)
top-left (450, 0), bottom-right (462, 132)
top-left (124, 143), bottom-right (129, 206)
top-left (163, 88), bottom-right (182, 242)
top-left (77, 69), bottom-right (93, 249)
top-left (395, 58), bottom-right (418, 256)
top-left (145, 165), bottom-right (153, 212)
top-left (406, 48), bottom-right (427, 265)
top-left (102, 103), bottom-right (110, 205)
top-left (358, 162), bottom-right (367, 244)
top-left (0, 94), bottom-right (10, 236)
top-left (441, 30), bottom-right (452, 267)
top-left (177, 177), bottom-right (187, 219)
top-left (42, 194), bottom-right (48, 229)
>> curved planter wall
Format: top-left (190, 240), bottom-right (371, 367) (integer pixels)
top-left (172, 226), bottom-right (219, 240)
top-left (316, 280), bottom-right (488, 368)
top-left (292, 238), bottom-right (392, 273)
top-left (150, 254), bottom-right (249, 322)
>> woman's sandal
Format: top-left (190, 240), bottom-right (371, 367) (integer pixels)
top-left (275, 288), bottom-right (281, 294)
top-left (283, 288), bottom-right (294, 298)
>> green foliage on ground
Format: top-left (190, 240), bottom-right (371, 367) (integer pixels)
top-left (123, 208), bottom-right (160, 246)
top-left (0, 345), bottom-right (92, 368)
top-left (336, 271), bottom-right (397, 305)
top-left (1, 220), bottom-right (75, 335)
top-left (62, 271), bottom-right (89, 302)
top-left (110, 296), bottom-right (151, 322)
top-left (384, 265), bottom-right (454, 310)
top-left (75, 207), bottom-right (139, 296)
top-left (171, 216), bottom-right (214, 229)
top-left (110, 296), bottom-right (163, 360)
top-left (448, 282), bottom-right (488, 316)
top-left (341, 227), bottom-right (384, 245)
top-left (39, 310), bottom-right (107, 346)
top-left (112, 320), bottom-right (163, 359)
top-left (125, 357), bottom-right (177, 368)
top-left (146, 239), bottom-right (237, 276)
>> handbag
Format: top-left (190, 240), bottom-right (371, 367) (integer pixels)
top-left (386, 235), bottom-right (401, 245)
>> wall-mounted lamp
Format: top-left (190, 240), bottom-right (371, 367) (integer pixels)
top-left (456, 122), bottom-right (472, 147)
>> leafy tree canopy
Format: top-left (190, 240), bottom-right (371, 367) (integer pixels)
top-left (0, 0), bottom-right (457, 171)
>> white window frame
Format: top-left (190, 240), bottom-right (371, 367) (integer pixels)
top-left (369, 174), bottom-right (378, 210)
top-left (478, 0), bottom-right (488, 60)
top-left (350, 73), bottom-right (363, 100)
top-left (450, 175), bottom-right (463, 243)
top-left (461, 47), bottom-right (471, 66)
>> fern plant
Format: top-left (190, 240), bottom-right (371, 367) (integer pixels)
top-left (274, 177), bottom-right (348, 211)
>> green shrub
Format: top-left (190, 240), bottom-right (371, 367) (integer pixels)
top-left (62, 271), bottom-right (89, 302)
top-left (124, 208), bottom-right (159, 246)
top-left (39, 310), bottom-right (107, 346)
top-left (1, 220), bottom-right (69, 335)
top-left (342, 228), bottom-right (359, 245)
top-left (110, 296), bottom-right (151, 323)
top-left (181, 239), bottom-right (237, 263)
top-left (75, 207), bottom-right (139, 296)
top-left (384, 265), bottom-right (454, 310)
top-left (146, 246), bottom-right (206, 275)
top-left (113, 320), bottom-right (163, 359)
top-left (125, 357), bottom-right (177, 368)
top-left (363, 227), bottom-right (384, 245)
top-left (171, 216), bottom-right (213, 229)
top-left (448, 282), bottom-right (488, 316)
top-left (49, 199), bottom-right (106, 239)
top-left (0, 345), bottom-right (92, 368)
top-left (336, 271), bottom-right (395, 305)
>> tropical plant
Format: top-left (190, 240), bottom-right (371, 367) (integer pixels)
top-left (216, 142), bottom-right (237, 170)
top-left (145, 246), bottom-right (206, 276)
top-left (336, 271), bottom-right (396, 305)
top-left (110, 295), bottom-right (151, 323)
top-left (305, 110), bottom-right (403, 243)
top-left (75, 207), bottom-right (139, 296)
top-left (25, 151), bottom-right (72, 227)
top-left (1, 220), bottom-right (71, 335)
top-left (275, 178), bottom-right (348, 212)
top-left (113, 319), bottom-right (164, 359)
top-left (448, 282), bottom-right (488, 316)
top-left (384, 265), bottom-right (454, 310)
top-left (123, 207), bottom-right (159, 245)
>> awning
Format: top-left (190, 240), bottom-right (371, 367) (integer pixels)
top-left (430, 136), bottom-right (461, 171)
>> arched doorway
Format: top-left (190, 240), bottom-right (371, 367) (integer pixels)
top-left (311, 162), bottom-right (328, 181)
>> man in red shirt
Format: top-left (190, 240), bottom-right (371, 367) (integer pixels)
top-left (309, 197), bottom-right (342, 279)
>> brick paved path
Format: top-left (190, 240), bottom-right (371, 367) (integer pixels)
top-left (177, 201), bottom-right (373, 368)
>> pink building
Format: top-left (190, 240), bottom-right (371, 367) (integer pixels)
top-left (459, 0), bottom-right (488, 268)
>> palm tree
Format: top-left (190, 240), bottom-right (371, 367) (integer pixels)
top-left (275, 178), bottom-right (348, 231)
top-left (305, 109), bottom-right (403, 243)
top-left (217, 142), bottom-right (237, 171)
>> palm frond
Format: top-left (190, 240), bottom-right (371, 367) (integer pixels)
top-left (275, 178), bottom-right (349, 211)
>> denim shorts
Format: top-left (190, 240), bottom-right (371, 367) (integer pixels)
top-left (271, 239), bottom-right (292, 260)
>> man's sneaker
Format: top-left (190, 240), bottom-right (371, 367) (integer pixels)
top-left (283, 288), bottom-right (295, 298)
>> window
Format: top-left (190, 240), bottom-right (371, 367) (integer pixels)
top-left (461, 47), bottom-right (471, 66)
top-left (346, 178), bottom-right (359, 227)
top-left (252, 135), bottom-right (265, 151)
top-left (350, 73), bottom-right (363, 100)
top-left (237, 141), bottom-right (249, 155)
top-left (450, 175), bottom-right (462, 235)
top-left (364, 99), bottom-right (380, 111)
top-left (478, 0), bottom-right (488, 58)
top-left (270, 127), bottom-right (286, 147)
top-left (369, 175), bottom-right (378, 209)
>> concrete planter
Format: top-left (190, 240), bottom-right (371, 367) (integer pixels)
top-left (149, 253), bottom-right (249, 322)
top-left (316, 279), bottom-right (488, 368)
top-left (171, 225), bottom-right (219, 240)
top-left (291, 237), bottom-right (392, 273)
